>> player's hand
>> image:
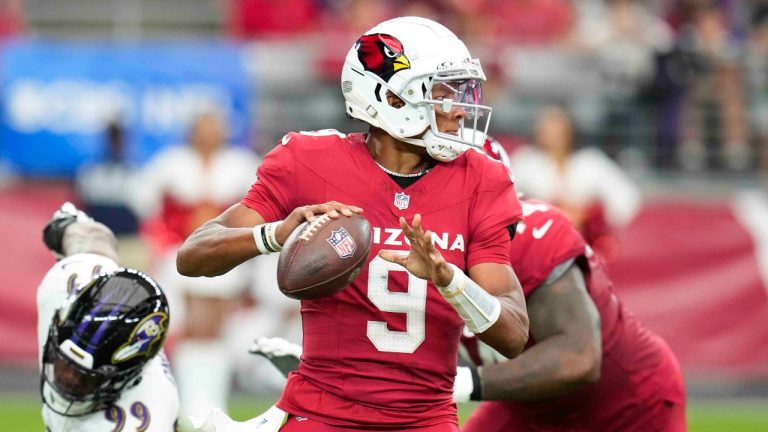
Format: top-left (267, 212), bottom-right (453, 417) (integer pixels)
top-left (42, 202), bottom-right (93, 259)
top-left (378, 214), bottom-right (454, 286)
top-left (275, 201), bottom-right (363, 246)
top-left (249, 337), bottom-right (302, 378)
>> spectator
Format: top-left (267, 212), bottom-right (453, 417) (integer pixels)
top-left (129, 111), bottom-right (260, 424)
top-left (676, 3), bottom-right (750, 171)
top-left (508, 105), bottom-right (641, 261)
top-left (573, 0), bottom-right (674, 156)
top-left (488, 0), bottom-right (575, 45)
top-left (746, 5), bottom-right (768, 172)
top-left (75, 119), bottom-right (144, 270)
top-left (75, 119), bottom-right (139, 237)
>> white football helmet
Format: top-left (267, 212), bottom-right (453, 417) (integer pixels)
top-left (341, 16), bottom-right (492, 162)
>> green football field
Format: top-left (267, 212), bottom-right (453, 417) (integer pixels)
top-left (2, 395), bottom-right (768, 431)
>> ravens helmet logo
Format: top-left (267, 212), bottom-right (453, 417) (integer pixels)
top-left (355, 33), bottom-right (411, 82)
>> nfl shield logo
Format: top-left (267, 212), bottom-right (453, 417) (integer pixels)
top-left (326, 227), bottom-right (357, 258)
top-left (394, 192), bottom-right (410, 210)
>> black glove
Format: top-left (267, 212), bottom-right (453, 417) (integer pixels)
top-left (42, 202), bottom-right (92, 259)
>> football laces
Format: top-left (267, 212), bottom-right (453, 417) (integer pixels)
top-left (298, 214), bottom-right (331, 242)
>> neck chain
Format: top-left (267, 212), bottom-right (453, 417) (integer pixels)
top-left (375, 161), bottom-right (432, 178)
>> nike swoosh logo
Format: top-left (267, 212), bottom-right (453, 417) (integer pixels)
top-left (532, 219), bottom-right (553, 239)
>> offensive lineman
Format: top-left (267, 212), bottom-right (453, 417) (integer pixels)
top-left (457, 199), bottom-right (686, 431)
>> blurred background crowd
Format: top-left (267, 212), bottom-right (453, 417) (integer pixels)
top-left (1, 0), bottom-right (768, 430)
top-left (4, 0), bottom-right (768, 172)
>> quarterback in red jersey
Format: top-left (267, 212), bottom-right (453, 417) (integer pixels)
top-left (177, 16), bottom-right (529, 431)
top-left (458, 198), bottom-right (687, 431)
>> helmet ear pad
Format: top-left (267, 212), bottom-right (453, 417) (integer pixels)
top-left (342, 69), bottom-right (431, 140)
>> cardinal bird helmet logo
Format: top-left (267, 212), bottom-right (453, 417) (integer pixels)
top-left (355, 33), bottom-right (411, 82)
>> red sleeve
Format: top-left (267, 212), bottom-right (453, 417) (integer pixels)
top-left (467, 157), bottom-right (523, 268)
top-left (509, 200), bottom-right (587, 297)
top-left (240, 134), bottom-right (298, 222)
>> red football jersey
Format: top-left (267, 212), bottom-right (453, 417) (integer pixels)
top-left (463, 200), bottom-right (685, 432)
top-left (241, 131), bottom-right (522, 428)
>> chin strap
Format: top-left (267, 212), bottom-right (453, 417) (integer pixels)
top-left (401, 130), bottom-right (468, 162)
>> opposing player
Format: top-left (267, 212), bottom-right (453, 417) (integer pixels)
top-left (177, 16), bottom-right (529, 431)
top-left (38, 203), bottom-right (179, 431)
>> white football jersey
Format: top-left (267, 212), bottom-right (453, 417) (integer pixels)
top-left (38, 253), bottom-right (180, 432)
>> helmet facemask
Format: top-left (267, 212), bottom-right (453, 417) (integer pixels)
top-left (402, 72), bottom-right (492, 162)
top-left (41, 324), bottom-right (142, 416)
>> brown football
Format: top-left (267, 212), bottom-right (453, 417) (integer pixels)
top-left (277, 213), bottom-right (372, 300)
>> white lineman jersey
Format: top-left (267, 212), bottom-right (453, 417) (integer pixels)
top-left (38, 254), bottom-right (180, 432)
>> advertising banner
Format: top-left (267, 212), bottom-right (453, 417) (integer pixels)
top-left (0, 39), bottom-right (252, 177)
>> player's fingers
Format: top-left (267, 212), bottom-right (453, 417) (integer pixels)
top-left (421, 230), bottom-right (434, 249)
top-left (315, 203), bottom-right (339, 219)
top-left (399, 216), bottom-right (414, 237)
top-left (304, 203), bottom-right (334, 219)
top-left (300, 206), bottom-right (317, 222)
top-left (411, 215), bottom-right (432, 246)
top-left (324, 201), bottom-right (364, 217)
top-left (422, 230), bottom-right (443, 260)
top-left (378, 250), bottom-right (408, 267)
top-left (317, 202), bottom-right (341, 219)
top-left (403, 216), bottom-right (427, 247)
top-left (336, 203), bottom-right (363, 216)
top-left (411, 214), bottom-right (423, 235)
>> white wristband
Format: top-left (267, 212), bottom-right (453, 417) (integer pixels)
top-left (437, 264), bottom-right (502, 334)
top-left (252, 221), bottom-right (283, 255)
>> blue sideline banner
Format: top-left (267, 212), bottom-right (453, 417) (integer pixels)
top-left (0, 39), bottom-right (253, 177)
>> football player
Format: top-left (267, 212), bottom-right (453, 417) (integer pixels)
top-left (463, 138), bottom-right (685, 431)
top-left (178, 16), bottom-right (529, 432)
top-left (39, 203), bottom-right (179, 431)
top-left (456, 198), bottom-right (687, 432)
top-left (252, 140), bottom-right (687, 431)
